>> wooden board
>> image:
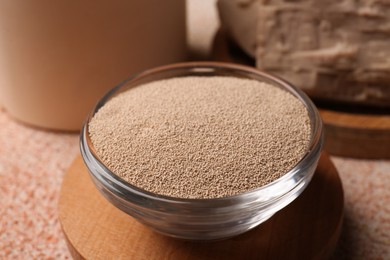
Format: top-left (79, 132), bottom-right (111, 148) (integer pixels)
top-left (320, 109), bottom-right (390, 159)
top-left (212, 29), bottom-right (390, 159)
top-left (58, 153), bottom-right (344, 260)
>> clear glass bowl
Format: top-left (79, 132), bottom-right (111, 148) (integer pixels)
top-left (80, 62), bottom-right (324, 240)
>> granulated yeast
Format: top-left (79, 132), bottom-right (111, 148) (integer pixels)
top-left (89, 76), bottom-right (311, 199)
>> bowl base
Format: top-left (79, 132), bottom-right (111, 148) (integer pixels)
top-left (59, 152), bottom-right (343, 260)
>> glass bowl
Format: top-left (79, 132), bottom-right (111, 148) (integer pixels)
top-left (80, 62), bottom-right (324, 240)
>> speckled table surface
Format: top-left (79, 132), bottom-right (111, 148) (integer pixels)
top-left (1, 104), bottom-right (390, 260)
top-left (1, 1), bottom-right (390, 259)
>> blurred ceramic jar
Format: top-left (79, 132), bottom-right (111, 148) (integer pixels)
top-left (0, 0), bottom-right (187, 130)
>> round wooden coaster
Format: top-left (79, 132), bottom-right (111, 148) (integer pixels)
top-left (212, 29), bottom-right (390, 159)
top-left (58, 153), bottom-right (343, 260)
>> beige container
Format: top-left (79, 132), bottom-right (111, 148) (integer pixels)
top-left (0, 0), bottom-right (187, 131)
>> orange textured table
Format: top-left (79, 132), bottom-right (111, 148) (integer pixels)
top-left (1, 84), bottom-right (390, 259)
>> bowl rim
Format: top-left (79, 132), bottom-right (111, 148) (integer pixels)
top-left (80, 61), bottom-right (323, 204)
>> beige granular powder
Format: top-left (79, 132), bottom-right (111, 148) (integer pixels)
top-left (89, 76), bottom-right (311, 199)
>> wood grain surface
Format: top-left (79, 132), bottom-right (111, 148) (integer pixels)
top-left (320, 109), bottom-right (390, 159)
top-left (58, 153), bottom-right (344, 260)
